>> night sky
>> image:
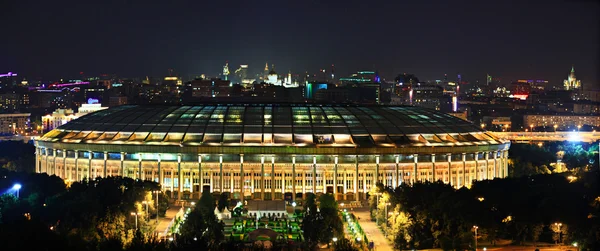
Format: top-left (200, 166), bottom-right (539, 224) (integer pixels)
top-left (2, 0), bottom-right (599, 88)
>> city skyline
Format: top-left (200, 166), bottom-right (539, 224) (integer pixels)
top-left (1, 0), bottom-right (598, 88)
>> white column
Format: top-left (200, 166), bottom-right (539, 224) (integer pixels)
top-left (312, 156), bottom-right (317, 194)
top-left (230, 163), bottom-right (234, 194)
top-left (53, 149), bottom-right (57, 176)
top-left (261, 156), bottom-right (265, 200)
top-left (493, 151), bottom-right (498, 179)
top-left (343, 168), bottom-right (348, 200)
top-left (302, 170), bottom-right (306, 196)
top-left (138, 153), bottom-right (143, 180)
top-left (431, 154), bottom-right (436, 182)
top-left (171, 164), bottom-right (175, 194)
top-left (240, 154), bottom-right (244, 200)
top-left (413, 154), bottom-right (418, 184)
top-left (178, 154), bottom-right (182, 200)
top-left (375, 155), bottom-right (380, 186)
top-left (63, 149), bottom-right (67, 179)
top-left (87, 151), bottom-right (92, 180)
top-left (158, 154), bottom-right (162, 186)
top-left (502, 150), bottom-right (508, 178)
top-left (447, 153), bottom-right (452, 187)
top-left (354, 155), bottom-right (359, 201)
top-left (484, 152), bottom-right (489, 180)
top-left (198, 154), bottom-right (203, 195)
top-left (292, 156), bottom-right (296, 199)
top-left (103, 151), bottom-right (108, 178)
top-left (74, 150), bottom-right (79, 181)
top-left (120, 152), bottom-right (125, 177)
top-left (474, 152), bottom-right (479, 182)
top-left (35, 147), bottom-right (40, 173)
top-left (219, 155), bottom-right (224, 194)
top-left (334, 156), bottom-right (338, 198)
top-left (45, 148), bottom-right (49, 174)
top-left (462, 153), bottom-right (467, 187)
top-left (395, 155), bottom-right (400, 187)
top-left (271, 156), bottom-right (276, 199)
top-left (209, 166), bottom-right (213, 193)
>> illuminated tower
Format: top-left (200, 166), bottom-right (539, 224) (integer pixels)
top-left (331, 64), bottom-right (335, 80)
top-left (563, 65), bottom-right (581, 90)
top-left (222, 62), bottom-right (230, 81)
top-left (263, 62), bottom-right (269, 80)
top-left (235, 65), bottom-right (248, 81)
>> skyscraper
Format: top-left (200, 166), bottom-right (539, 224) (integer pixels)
top-left (563, 65), bottom-right (581, 90)
top-left (263, 62), bottom-right (269, 80)
top-left (222, 62), bottom-right (230, 81)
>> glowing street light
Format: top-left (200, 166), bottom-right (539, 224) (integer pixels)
top-left (554, 124), bottom-right (558, 132)
top-left (554, 222), bottom-right (563, 245)
top-left (332, 237), bottom-right (338, 242)
top-left (131, 212), bottom-right (140, 230)
top-left (384, 202), bottom-right (391, 237)
top-left (292, 201), bottom-right (297, 217)
top-left (12, 183), bottom-right (22, 198)
top-left (153, 190), bottom-right (160, 223)
top-left (473, 225), bottom-right (479, 251)
top-left (141, 201), bottom-right (149, 221)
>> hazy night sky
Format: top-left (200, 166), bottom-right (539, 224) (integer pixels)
top-left (2, 0), bottom-right (599, 88)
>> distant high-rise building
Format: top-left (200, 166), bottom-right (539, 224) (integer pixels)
top-left (331, 64), bottom-right (335, 80)
top-left (563, 65), bottom-right (581, 90)
top-left (222, 62), bottom-right (230, 81)
top-left (263, 62), bottom-right (269, 80)
top-left (235, 65), bottom-right (248, 80)
top-left (0, 113), bottom-right (30, 134)
top-left (266, 65), bottom-right (280, 85)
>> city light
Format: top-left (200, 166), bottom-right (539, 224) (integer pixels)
top-left (12, 183), bottom-right (22, 198)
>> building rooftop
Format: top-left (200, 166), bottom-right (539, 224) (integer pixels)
top-left (39, 104), bottom-right (503, 147)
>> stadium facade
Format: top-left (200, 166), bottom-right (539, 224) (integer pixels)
top-left (35, 104), bottom-right (510, 201)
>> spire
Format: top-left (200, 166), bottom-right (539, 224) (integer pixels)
top-left (571, 65), bottom-right (575, 73)
top-left (264, 62), bottom-right (269, 72)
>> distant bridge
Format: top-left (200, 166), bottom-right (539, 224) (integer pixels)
top-left (491, 131), bottom-right (600, 143)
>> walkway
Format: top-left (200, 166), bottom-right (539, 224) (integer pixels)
top-left (155, 206), bottom-right (182, 238)
top-left (352, 208), bottom-right (393, 251)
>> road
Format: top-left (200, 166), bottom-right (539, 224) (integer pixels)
top-left (155, 206), bottom-right (182, 239)
top-left (492, 131), bottom-right (600, 143)
top-left (352, 208), bottom-right (393, 251)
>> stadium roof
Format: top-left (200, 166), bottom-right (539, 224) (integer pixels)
top-left (40, 104), bottom-right (503, 147)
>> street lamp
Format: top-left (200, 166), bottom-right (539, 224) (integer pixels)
top-left (12, 183), bottom-right (22, 199)
top-left (384, 202), bottom-right (391, 238)
top-left (332, 237), bottom-right (338, 243)
top-left (577, 125), bottom-right (582, 132)
top-left (292, 201), bottom-right (297, 217)
top-left (142, 201), bottom-right (149, 221)
top-left (374, 192), bottom-right (382, 226)
top-left (554, 222), bottom-right (563, 245)
top-left (473, 225), bottom-right (479, 251)
top-left (131, 212), bottom-right (140, 230)
top-left (554, 124), bottom-right (558, 132)
top-left (153, 190), bottom-right (160, 224)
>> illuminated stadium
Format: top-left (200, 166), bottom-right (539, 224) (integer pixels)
top-left (35, 104), bottom-right (510, 201)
